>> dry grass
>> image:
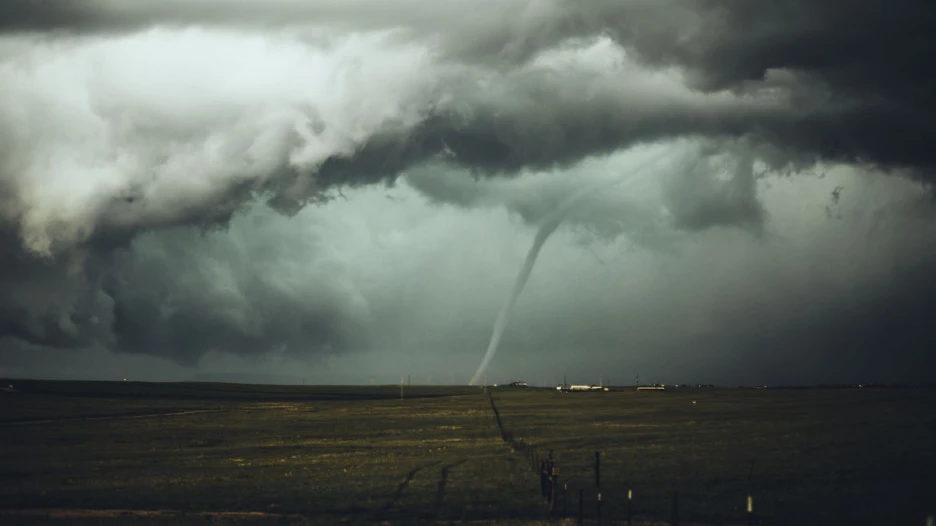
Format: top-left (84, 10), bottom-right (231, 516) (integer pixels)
top-left (491, 388), bottom-right (936, 526)
top-left (0, 381), bottom-right (933, 525)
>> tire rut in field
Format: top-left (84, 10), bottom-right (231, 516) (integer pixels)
top-left (372, 461), bottom-right (439, 522)
top-left (430, 459), bottom-right (467, 520)
top-left (484, 394), bottom-right (558, 523)
top-left (488, 394), bottom-right (507, 441)
top-left (488, 393), bottom-right (521, 449)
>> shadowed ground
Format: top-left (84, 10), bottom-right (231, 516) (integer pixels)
top-left (0, 380), bottom-right (933, 525)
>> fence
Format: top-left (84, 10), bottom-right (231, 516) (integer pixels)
top-left (521, 447), bottom-right (755, 526)
top-left (488, 393), bottom-right (934, 526)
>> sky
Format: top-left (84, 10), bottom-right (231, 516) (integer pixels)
top-left (0, 0), bottom-right (934, 386)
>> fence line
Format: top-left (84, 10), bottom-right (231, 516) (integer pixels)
top-left (487, 392), bottom-right (933, 526)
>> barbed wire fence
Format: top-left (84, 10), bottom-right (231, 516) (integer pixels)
top-left (487, 391), bottom-right (933, 526)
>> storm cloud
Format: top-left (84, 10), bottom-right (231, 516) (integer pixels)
top-left (0, 1), bottom-right (934, 383)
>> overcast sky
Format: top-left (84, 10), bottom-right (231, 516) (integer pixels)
top-left (1, 0), bottom-right (934, 386)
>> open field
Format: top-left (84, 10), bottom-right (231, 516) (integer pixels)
top-left (0, 380), bottom-right (934, 525)
top-left (492, 387), bottom-right (936, 526)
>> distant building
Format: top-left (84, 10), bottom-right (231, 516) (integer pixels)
top-left (557, 384), bottom-right (608, 392)
top-left (507, 381), bottom-right (528, 387)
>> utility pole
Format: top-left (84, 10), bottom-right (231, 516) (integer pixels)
top-left (400, 376), bottom-right (404, 400)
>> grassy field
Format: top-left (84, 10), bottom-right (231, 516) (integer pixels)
top-left (0, 380), bottom-right (933, 525)
top-left (493, 387), bottom-right (936, 526)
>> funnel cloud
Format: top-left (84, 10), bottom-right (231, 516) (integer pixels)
top-left (469, 147), bottom-right (676, 385)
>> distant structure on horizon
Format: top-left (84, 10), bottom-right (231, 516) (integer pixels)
top-left (556, 375), bottom-right (611, 393)
top-left (506, 381), bottom-right (528, 387)
top-left (558, 384), bottom-right (608, 392)
top-left (556, 377), bottom-right (608, 392)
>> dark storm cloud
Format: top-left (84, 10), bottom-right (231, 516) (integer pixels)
top-left (0, 0), bottom-right (518, 35)
top-left (442, 0), bottom-right (936, 172)
top-left (0, 202), bottom-right (373, 362)
top-left (689, 222), bottom-right (936, 385)
top-left (483, 0), bottom-right (936, 171)
top-left (661, 145), bottom-right (765, 232)
top-left (3, 0), bottom-right (933, 169)
top-left (103, 227), bottom-right (371, 365)
top-left (0, 227), bottom-right (114, 349)
top-left (0, 0), bottom-right (934, 379)
top-left (404, 140), bottom-right (766, 238)
top-left (0, 0), bottom-right (320, 33)
top-left (0, 28), bottom-right (800, 256)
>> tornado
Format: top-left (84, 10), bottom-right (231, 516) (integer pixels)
top-left (468, 150), bottom-right (673, 386)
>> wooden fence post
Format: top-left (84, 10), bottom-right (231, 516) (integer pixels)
top-left (550, 465), bottom-right (559, 512)
top-left (539, 459), bottom-right (547, 499)
top-left (597, 490), bottom-right (603, 526)
top-left (627, 488), bottom-right (633, 526)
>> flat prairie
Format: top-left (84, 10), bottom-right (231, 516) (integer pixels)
top-left (0, 380), bottom-right (933, 525)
